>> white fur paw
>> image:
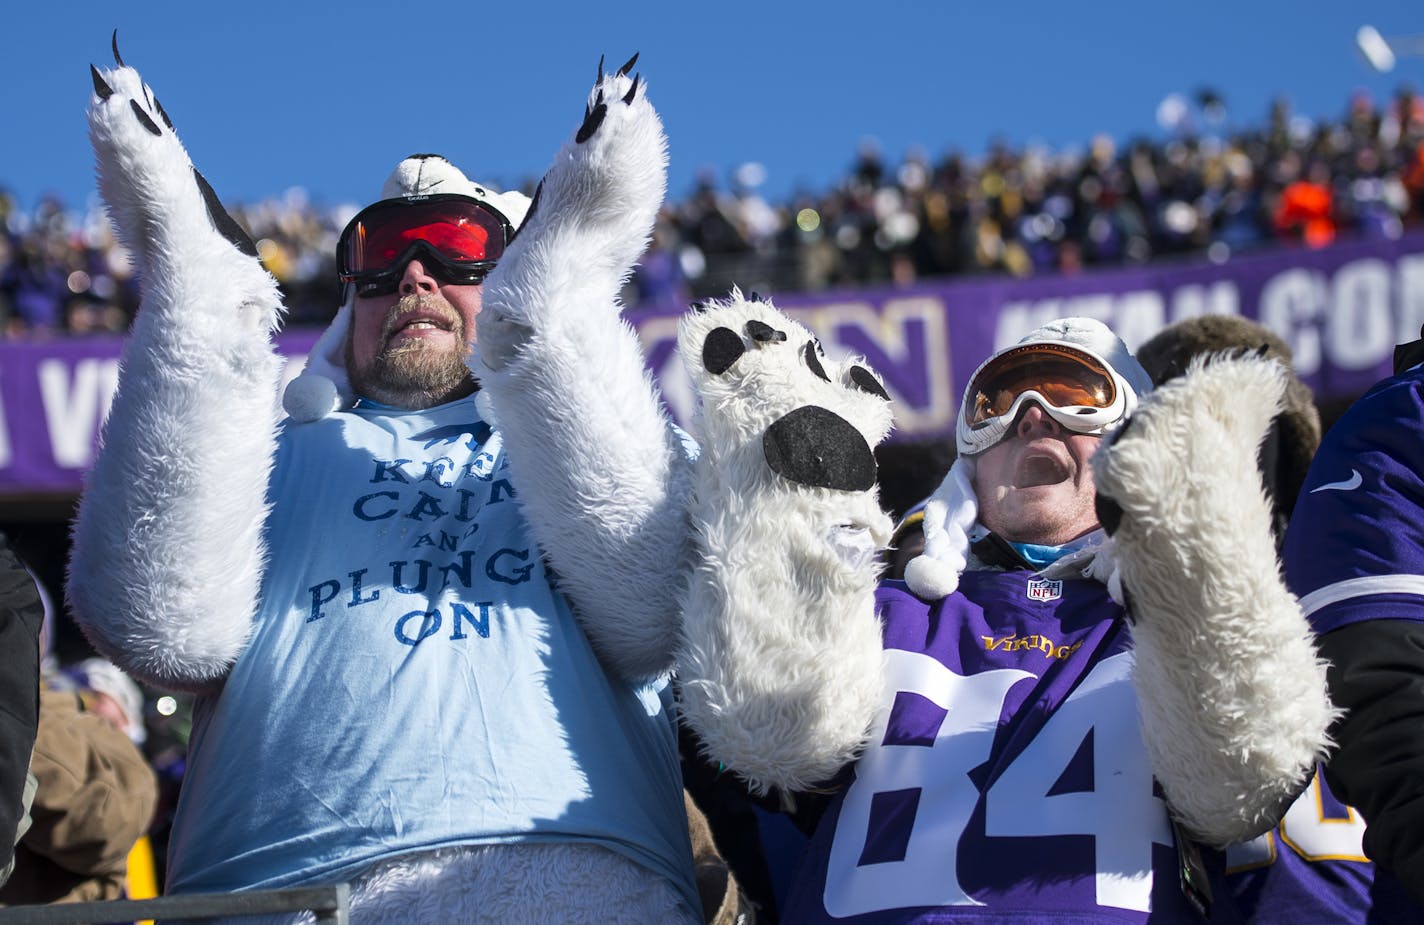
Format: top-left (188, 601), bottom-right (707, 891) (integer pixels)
top-left (88, 40), bottom-right (260, 270)
top-left (679, 289), bottom-right (894, 497)
top-left (521, 55), bottom-right (667, 264)
top-left (1093, 353), bottom-right (1287, 536)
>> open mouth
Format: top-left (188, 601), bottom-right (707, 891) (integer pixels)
top-left (1016, 453), bottom-right (1070, 488)
top-left (396, 319), bottom-right (449, 334)
top-left (386, 312), bottom-right (458, 343)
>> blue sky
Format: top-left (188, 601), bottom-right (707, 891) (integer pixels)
top-left (2, 2), bottom-right (1421, 215)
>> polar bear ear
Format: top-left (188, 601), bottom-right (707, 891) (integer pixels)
top-left (283, 299), bottom-right (353, 422)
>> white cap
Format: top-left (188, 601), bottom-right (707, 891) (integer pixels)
top-left (378, 154), bottom-right (531, 228)
top-left (69, 658), bottom-right (146, 745)
top-left (281, 155), bottom-right (531, 423)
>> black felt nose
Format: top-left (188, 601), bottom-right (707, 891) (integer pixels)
top-left (763, 405), bottom-right (877, 492)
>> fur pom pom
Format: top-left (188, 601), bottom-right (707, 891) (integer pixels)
top-left (902, 457), bottom-right (977, 600)
top-left (282, 301), bottom-right (353, 421)
top-left (282, 373), bottom-right (342, 423)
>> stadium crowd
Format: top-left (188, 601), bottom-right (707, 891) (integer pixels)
top-left (5, 85), bottom-right (1424, 338)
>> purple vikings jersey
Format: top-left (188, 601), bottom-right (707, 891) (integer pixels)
top-left (1283, 368), bottom-right (1424, 635)
top-left (1226, 767), bottom-right (1416, 923)
top-left (781, 575), bottom-right (1239, 923)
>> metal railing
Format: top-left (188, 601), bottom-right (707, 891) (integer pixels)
top-left (0, 883), bottom-right (349, 924)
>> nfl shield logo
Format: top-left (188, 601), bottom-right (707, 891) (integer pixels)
top-left (1026, 578), bottom-right (1063, 602)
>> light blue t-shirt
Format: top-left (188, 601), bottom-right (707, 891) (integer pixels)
top-left (165, 395), bottom-right (697, 911)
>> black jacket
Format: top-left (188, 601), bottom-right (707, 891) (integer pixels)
top-left (0, 534), bottom-right (43, 886)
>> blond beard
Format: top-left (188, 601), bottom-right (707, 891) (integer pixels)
top-left (346, 292), bottom-right (476, 409)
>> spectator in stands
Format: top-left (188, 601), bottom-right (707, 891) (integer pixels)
top-left (69, 56), bottom-right (702, 923)
top-left (675, 300), bottom-right (1334, 920)
top-left (60, 658), bottom-right (146, 746)
top-left (0, 678), bottom-right (158, 905)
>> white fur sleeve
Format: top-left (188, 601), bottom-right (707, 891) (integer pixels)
top-left (675, 294), bottom-right (894, 794)
top-left (473, 61), bottom-right (689, 682)
top-left (1092, 354), bottom-right (1338, 846)
top-left (65, 60), bottom-right (284, 692)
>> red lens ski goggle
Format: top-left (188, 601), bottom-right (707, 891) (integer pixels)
top-left (336, 194), bottom-right (513, 295)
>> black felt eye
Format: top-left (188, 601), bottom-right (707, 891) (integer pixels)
top-left (849, 366), bottom-right (890, 401)
top-left (746, 319), bottom-right (787, 344)
top-left (803, 341), bottom-right (831, 382)
top-left (703, 327), bottom-right (745, 375)
top-left (763, 405), bottom-right (877, 491)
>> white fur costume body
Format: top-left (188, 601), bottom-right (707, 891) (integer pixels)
top-left (66, 56), bottom-right (698, 924)
top-left (675, 300), bottom-right (1335, 851)
top-left (473, 66), bottom-right (694, 682)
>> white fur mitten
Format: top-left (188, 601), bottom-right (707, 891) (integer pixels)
top-left (68, 48), bottom-right (285, 691)
top-left (1092, 353), bottom-right (1338, 845)
top-left (676, 291), bottom-right (894, 794)
top-left (472, 57), bottom-right (691, 682)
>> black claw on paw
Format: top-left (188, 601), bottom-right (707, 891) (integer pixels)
top-left (623, 74), bottom-right (640, 104)
top-left (129, 100), bottom-right (162, 136)
top-left (153, 95), bottom-right (174, 130)
top-left (750, 291), bottom-right (763, 302)
top-left (763, 405), bottom-right (878, 491)
top-left (704, 327), bottom-right (745, 374)
top-left (192, 168), bottom-right (260, 258)
top-left (596, 54), bottom-right (605, 82)
top-left (576, 103), bottom-right (607, 144)
top-left (90, 64), bottom-right (113, 100)
top-left (1095, 493), bottom-right (1124, 537)
top-left (746, 319), bottom-right (786, 344)
top-left (849, 366), bottom-right (891, 401)
top-left (617, 52), bottom-right (639, 76)
top-left (804, 341), bottom-right (831, 382)
top-left (111, 29), bottom-right (125, 67)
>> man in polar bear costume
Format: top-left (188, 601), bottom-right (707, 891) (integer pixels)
top-left (671, 299), bottom-right (1338, 921)
top-left (67, 44), bottom-right (703, 923)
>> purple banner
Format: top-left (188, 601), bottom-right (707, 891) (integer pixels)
top-left (6, 232), bottom-right (1424, 495)
top-left (0, 330), bottom-right (320, 496)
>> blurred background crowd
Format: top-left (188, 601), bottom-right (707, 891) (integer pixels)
top-left (6, 85), bottom-right (1424, 338)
